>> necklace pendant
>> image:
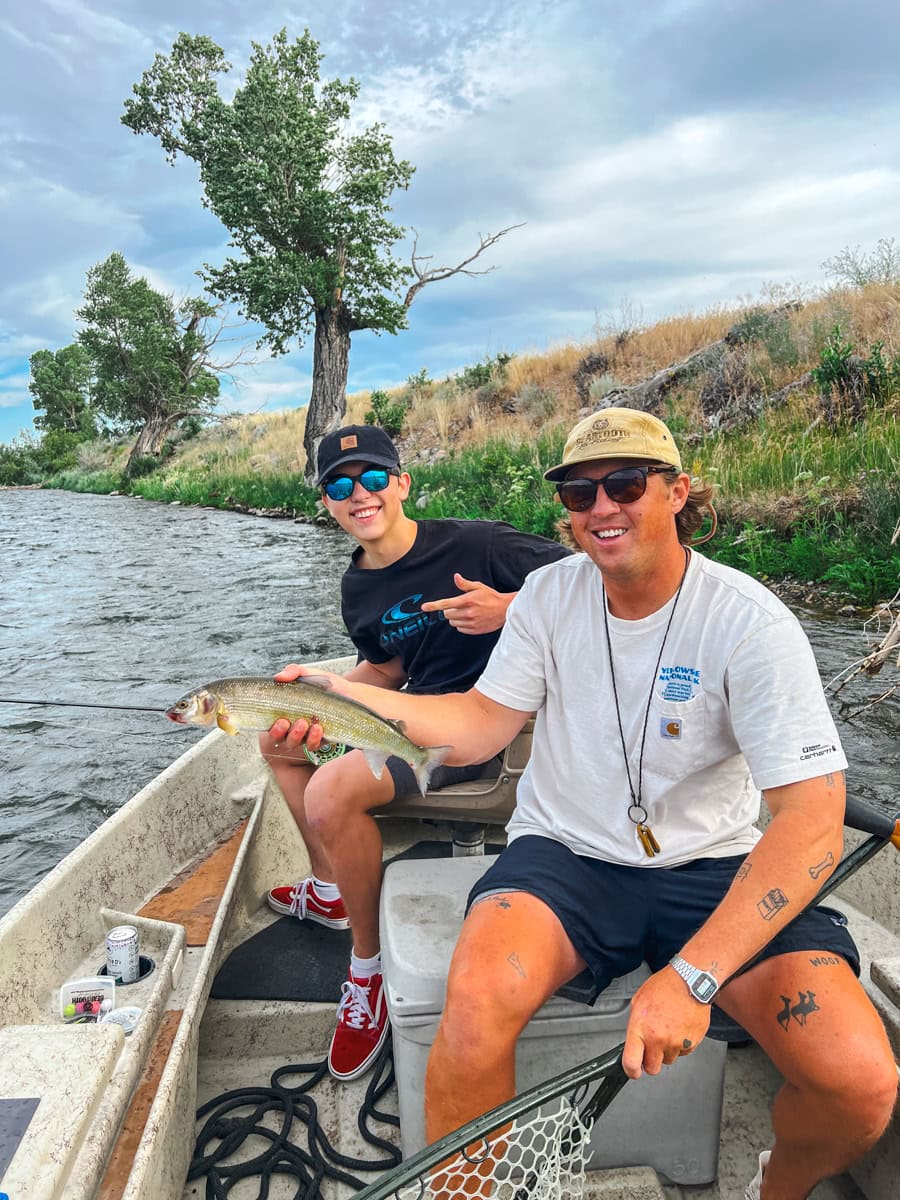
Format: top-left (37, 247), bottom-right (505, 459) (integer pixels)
top-left (637, 823), bottom-right (661, 858)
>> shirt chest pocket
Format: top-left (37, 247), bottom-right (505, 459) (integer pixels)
top-left (644, 691), bottom-right (709, 783)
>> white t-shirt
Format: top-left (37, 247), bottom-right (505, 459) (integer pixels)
top-left (476, 550), bottom-right (847, 867)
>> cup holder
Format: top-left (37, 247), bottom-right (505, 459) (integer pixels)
top-left (97, 955), bottom-right (156, 985)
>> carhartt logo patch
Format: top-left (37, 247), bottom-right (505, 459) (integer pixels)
top-left (340, 435), bottom-right (359, 450)
top-left (660, 718), bottom-right (682, 739)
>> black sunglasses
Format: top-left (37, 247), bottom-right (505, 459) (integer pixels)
top-left (322, 467), bottom-right (397, 502)
top-left (557, 465), bottom-right (676, 512)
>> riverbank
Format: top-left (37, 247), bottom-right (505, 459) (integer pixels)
top-left (13, 286), bottom-right (900, 605)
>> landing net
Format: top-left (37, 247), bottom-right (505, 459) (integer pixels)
top-left (353, 1045), bottom-right (627, 1200)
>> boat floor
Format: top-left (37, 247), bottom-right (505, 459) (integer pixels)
top-left (185, 1036), bottom-right (864, 1200)
top-left (182, 821), bottom-right (892, 1200)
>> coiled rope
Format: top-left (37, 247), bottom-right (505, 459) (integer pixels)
top-left (187, 1036), bottom-right (400, 1198)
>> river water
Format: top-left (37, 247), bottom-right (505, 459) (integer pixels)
top-left (1, 489), bottom-right (897, 917)
top-left (0, 489), bottom-right (353, 916)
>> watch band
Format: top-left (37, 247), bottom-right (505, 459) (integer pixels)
top-left (669, 954), bottom-right (720, 1003)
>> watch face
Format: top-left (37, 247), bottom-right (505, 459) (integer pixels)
top-left (692, 972), bottom-right (718, 1003)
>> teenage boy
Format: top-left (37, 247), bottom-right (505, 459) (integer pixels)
top-left (261, 424), bottom-right (570, 1082)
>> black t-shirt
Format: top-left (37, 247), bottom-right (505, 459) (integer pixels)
top-left (342, 519), bottom-right (571, 694)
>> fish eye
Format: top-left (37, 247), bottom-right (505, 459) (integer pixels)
top-left (176, 700), bottom-right (189, 710)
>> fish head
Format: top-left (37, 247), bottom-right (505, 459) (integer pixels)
top-left (165, 687), bottom-right (218, 727)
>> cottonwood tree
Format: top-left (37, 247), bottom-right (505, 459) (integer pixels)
top-left (76, 253), bottom-right (233, 474)
top-left (29, 343), bottom-right (96, 436)
top-left (123, 28), bottom-right (517, 482)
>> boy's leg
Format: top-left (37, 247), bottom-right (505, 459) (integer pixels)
top-left (718, 953), bottom-right (897, 1199)
top-left (302, 751), bottom-right (397, 955)
top-left (259, 732), bottom-right (330, 877)
top-left (425, 890), bottom-right (585, 1140)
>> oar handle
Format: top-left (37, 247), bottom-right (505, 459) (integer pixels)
top-left (843, 795), bottom-right (900, 844)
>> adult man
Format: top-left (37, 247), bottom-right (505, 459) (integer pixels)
top-left (278, 409), bottom-right (897, 1199)
top-left (262, 424), bottom-right (570, 1083)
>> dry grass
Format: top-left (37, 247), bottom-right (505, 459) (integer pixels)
top-left (596, 307), bottom-right (737, 385)
top-left (150, 280), bottom-right (900, 480)
top-left (505, 343), bottom-right (585, 395)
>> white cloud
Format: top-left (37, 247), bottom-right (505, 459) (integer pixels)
top-left (39, 0), bottom-right (154, 53)
top-left (0, 372), bottom-right (31, 410)
top-left (2, 0), bottom-right (900, 446)
top-left (0, 19), bottom-right (75, 74)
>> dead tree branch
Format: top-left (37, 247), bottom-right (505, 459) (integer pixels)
top-left (402, 224), bottom-right (524, 309)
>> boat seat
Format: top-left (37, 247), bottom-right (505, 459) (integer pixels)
top-left (378, 718), bottom-right (534, 826)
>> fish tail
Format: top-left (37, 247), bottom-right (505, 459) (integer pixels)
top-left (413, 745), bottom-right (453, 797)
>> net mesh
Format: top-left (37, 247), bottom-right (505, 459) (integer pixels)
top-left (391, 1098), bottom-right (592, 1200)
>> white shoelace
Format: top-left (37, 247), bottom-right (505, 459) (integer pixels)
top-left (337, 979), bottom-right (378, 1030)
top-left (288, 879), bottom-right (314, 919)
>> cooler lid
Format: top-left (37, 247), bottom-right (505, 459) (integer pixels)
top-left (380, 855), bottom-right (495, 1018)
top-left (380, 855), bottom-right (651, 1021)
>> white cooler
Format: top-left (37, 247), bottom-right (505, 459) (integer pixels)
top-left (380, 854), bottom-right (727, 1186)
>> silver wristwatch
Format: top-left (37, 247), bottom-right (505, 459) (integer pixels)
top-left (669, 954), bottom-right (720, 1003)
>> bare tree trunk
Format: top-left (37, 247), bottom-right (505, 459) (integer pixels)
top-left (303, 304), bottom-right (355, 485)
top-left (126, 410), bottom-right (173, 473)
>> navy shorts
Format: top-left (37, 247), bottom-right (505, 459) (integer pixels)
top-left (387, 753), bottom-right (503, 798)
top-left (468, 835), bottom-right (860, 1003)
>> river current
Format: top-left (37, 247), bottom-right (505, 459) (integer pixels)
top-left (1, 488), bottom-right (897, 917)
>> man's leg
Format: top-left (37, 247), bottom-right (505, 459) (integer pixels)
top-left (718, 951), bottom-right (897, 1199)
top-left (425, 891), bottom-right (586, 1141)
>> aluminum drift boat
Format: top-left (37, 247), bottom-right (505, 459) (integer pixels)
top-left (0, 656), bottom-right (898, 1200)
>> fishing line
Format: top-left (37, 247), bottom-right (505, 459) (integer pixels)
top-left (0, 698), bottom-right (168, 713)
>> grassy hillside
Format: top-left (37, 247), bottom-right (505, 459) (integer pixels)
top-left (46, 283), bottom-right (900, 604)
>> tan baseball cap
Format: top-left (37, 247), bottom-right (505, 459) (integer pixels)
top-left (544, 407), bottom-right (682, 481)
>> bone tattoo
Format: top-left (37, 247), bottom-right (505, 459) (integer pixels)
top-left (809, 851), bottom-right (835, 880)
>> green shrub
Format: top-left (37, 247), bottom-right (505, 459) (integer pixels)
top-left (457, 352), bottom-right (514, 392)
top-left (515, 384), bottom-right (558, 422)
top-left (364, 388), bottom-right (408, 436)
top-left (811, 325), bottom-right (855, 397)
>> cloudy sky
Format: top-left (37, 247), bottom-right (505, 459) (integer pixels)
top-left (1, 0), bottom-right (898, 445)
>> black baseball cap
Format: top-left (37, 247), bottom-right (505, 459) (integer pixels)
top-left (315, 425), bottom-right (402, 486)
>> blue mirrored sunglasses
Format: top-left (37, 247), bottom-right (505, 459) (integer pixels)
top-left (322, 467), bottom-right (397, 502)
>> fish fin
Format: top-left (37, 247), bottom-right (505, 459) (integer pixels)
top-left (216, 708), bottom-right (239, 736)
top-left (413, 745), bottom-right (453, 796)
top-left (362, 749), bottom-right (390, 781)
top-left (297, 675), bottom-right (334, 690)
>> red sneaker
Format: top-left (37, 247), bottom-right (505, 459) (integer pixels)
top-left (266, 877), bottom-right (350, 929)
top-left (328, 970), bottom-right (390, 1080)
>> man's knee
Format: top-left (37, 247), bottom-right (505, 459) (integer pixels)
top-left (837, 1045), bottom-right (898, 1142)
top-left (438, 956), bottom-right (537, 1062)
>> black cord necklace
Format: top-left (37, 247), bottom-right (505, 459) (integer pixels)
top-left (601, 546), bottom-right (690, 858)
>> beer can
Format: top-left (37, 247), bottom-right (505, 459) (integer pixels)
top-left (106, 925), bottom-right (140, 984)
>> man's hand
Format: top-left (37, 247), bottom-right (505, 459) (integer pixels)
top-left (622, 966), bottom-right (712, 1079)
top-left (421, 573), bottom-right (515, 635)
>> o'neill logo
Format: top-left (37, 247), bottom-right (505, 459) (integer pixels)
top-left (379, 593), bottom-right (445, 648)
top-left (382, 595), bottom-right (424, 625)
